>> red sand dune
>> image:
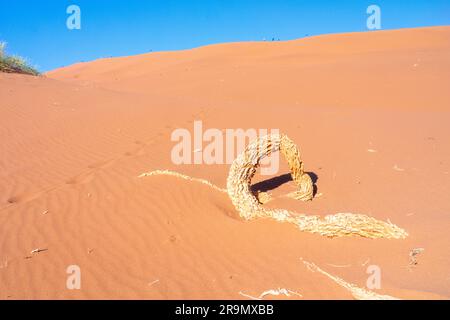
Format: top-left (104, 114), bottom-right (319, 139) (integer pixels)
top-left (1, 26), bottom-right (449, 299)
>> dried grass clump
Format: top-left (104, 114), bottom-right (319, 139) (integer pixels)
top-left (226, 134), bottom-right (407, 239)
top-left (139, 133), bottom-right (407, 239)
top-left (227, 134), bottom-right (313, 220)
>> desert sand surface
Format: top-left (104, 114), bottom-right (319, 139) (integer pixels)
top-left (1, 26), bottom-right (450, 299)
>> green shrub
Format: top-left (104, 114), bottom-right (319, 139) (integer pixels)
top-left (0, 42), bottom-right (40, 76)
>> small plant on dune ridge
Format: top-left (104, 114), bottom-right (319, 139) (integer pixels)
top-left (0, 42), bottom-right (40, 76)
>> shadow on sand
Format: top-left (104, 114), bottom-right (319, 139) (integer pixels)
top-left (251, 172), bottom-right (318, 196)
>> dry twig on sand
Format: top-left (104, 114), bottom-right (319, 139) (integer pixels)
top-left (408, 248), bottom-right (425, 269)
top-left (239, 288), bottom-right (302, 300)
top-left (301, 258), bottom-right (399, 300)
top-left (30, 248), bottom-right (48, 254)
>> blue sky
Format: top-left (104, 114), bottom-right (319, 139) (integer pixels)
top-left (1, 0), bottom-right (449, 71)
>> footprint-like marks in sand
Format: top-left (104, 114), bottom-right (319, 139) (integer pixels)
top-left (2, 106), bottom-right (217, 211)
top-left (124, 147), bottom-right (146, 157)
top-left (87, 159), bottom-right (116, 170)
top-left (6, 196), bottom-right (22, 204)
top-left (66, 158), bottom-right (119, 185)
top-left (4, 187), bottom-right (58, 208)
top-left (66, 170), bottom-right (97, 185)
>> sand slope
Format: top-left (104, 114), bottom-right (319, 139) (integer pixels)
top-left (1, 26), bottom-right (450, 299)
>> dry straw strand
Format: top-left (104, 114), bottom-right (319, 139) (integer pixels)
top-left (301, 258), bottom-right (399, 300)
top-left (139, 169), bottom-right (227, 193)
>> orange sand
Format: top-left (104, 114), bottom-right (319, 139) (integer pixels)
top-left (1, 26), bottom-right (449, 299)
